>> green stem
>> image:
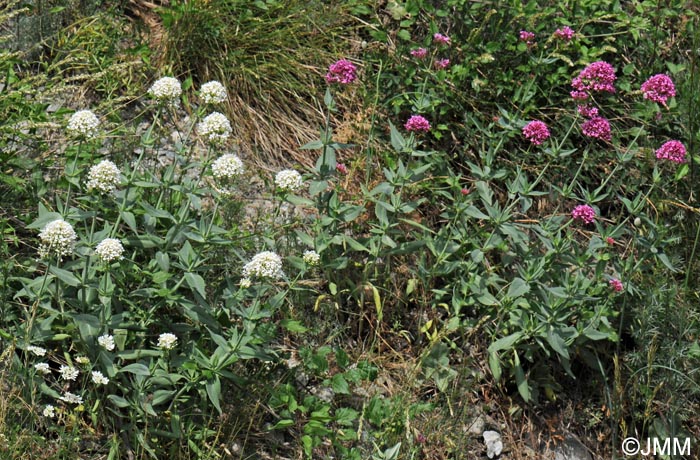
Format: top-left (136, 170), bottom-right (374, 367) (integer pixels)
top-left (64, 140), bottom-right (83, 215)
top-left (110, 109), bottom-right (160, 238)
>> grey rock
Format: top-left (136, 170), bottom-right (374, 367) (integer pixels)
top-left (483, 430), bottom-right (503, 458)
top-left (553, 435), bottom-right (591, 460)
top-left (466, 415), bottom-right (486, 436)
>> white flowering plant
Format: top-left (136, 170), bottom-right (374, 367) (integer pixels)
top-left (9, 75), bottom-right (315, 458)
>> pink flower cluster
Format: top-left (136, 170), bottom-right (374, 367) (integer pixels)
top-left (577, 104), bottom-right (599, 118)
top-left (435, 58), bottom-right (450, 69)
top-left (641, 74), bottom-right (676, 107)
top-left (655, 140), bottom-right (687, 163)
top-left (582, 117), bottom-right (611, 142)
top-left (433, 33), bottom-right (451, 45)
top-left (572, 204), bottom-right (596, 224)
top-left (554, 26), bottom-right (574, 42)
top-left (609, 278), bottom-right (623, 292)
top-left (519, 30), bottom-right (535, 45)
top-left (410, 48), bottom-right (428, 59)
top-left (522, 120), bottom-right (550, 145)
top-left (325, 59), bottom-right (357, 85)
top-left (405, 115), bottom-right (431, 132)
top-left (571, 61), bottom-right (616, 100)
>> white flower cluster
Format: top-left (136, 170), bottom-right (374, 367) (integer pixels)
top-left (59, 391), bottom-right (83, 405)
top-left (275, 169), bottom-right (303, 192)
top-left (157, 333), bottom-right (178, 350)
top-left (91, 371), bottom-right (109, 385)
top-left (302, 250), bottom-right (320, 266)
top-left (239, 278), bottom-right (252, 289)
top-left (38, 219), bottom-right (77, 259)
top-left (34, 363), bottom-right (50, 374)
top-left (27, 345), bottom-right (47, 356)
top-left (95, 238), bottom-right (124, 263)
top-left (197, 112), bottom-right (232, 145)
top-left (148, 77), bottom-right (182, 104)
top-left (211, 154), bottom-right (244, 181)
top-left (98, 334), bottom-right (115, 351)
top-left (43, 405), bottom-right (55, 418)
top-left (75, 356), bottom-right (90, 365)
top-left (242, 251), bottom-right (285, 280)
top-left (59, 365), bottom-right (79, 381)
top-left (86, 159), bottom-right (121, 194)
top-left (199, 80), bottom-right (227, 104)
top-left (67, 110), bottom-right (100, 139)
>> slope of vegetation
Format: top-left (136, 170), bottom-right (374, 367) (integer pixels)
top-left (1, 0), bottom-right (699, 459)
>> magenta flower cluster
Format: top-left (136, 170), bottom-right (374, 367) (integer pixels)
top-left (433, 33), bottom-right (451, 45)
top-left (518, 30), bottom-right (535, 47)
top-left (554, 26), bottom-right (574, 42)
top-left (581, 116), bottom-right (611, 142)
top-left (519, 30), bottom-right (535, 45)
top-left (655, 140), bottom-right (687, 164)
top-left (571, 61), bottom-right (616, 100)
top-left (522, 120), bottom-right (550, 145)
top-left (609, 278), bottom-right (624, 292)
top-left (641, 74), bottom-right (676, 107)
top-left (435, 58), bottom-right (450, 69)
top-left (410, 48), bottom-right (428, 59)
top-left (577, 104), bottom-right (599, 119)
top-left (405, 115), bottom-right (431, 133)
top-left (571, 204), bottom-right (596, 224)
top-left (325, 59), bottom-right (357, 85)
top-left (410, 33), bottom-right (450, 67)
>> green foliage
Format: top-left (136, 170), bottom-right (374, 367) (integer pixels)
top-left (2, 0), bottom-right (700, 458)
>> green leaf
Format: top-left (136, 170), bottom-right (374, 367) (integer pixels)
top-left (465, 205), bottom-right (489, 220)
top-left (340, 205), bottom-right (365, 222)
top-left (119, 363), bottom-right (151, 376)
top-left (300, 139), bottom-right (324, 150)
top-left (335, 407), bottom-right (358, 426)
top-left (315, 147), bottom-right (336, 174)
top-left (309, 180), bottom-right (328, 197)
top-left (121, 211), bottom-right (137, 232)
top-left (206, 377), bottom-right (222, 414)
top-left (272, 419), bottom-right (295, 429)
top-left (507, 278), bottom-right (530, 298)
top-left (476, 291), bottom-right (499, 306)
top-left (281, 319), bottom-right (308, 333)
top-left (383, 442), bottom-right (402, 460)
top-left (342, 235), bottom-right (369, 252)
top-left (107, 395), bottom-right (130, 408)
top-left (73, 314), bottom-right (100, 343)
top-left (488, 332), bottom-right (523, 353)
top-left (656, 252), bottom-right (677, 272)
top-left (116, 350), bottom-right (162, 359)
top-left (489, 352), bottom-right (502, 381)
top-left (152, 390), bottom-right (176, 406)
top-left (323, 87), bottom-right (335, 111)
top-left (514, 354), bottom-right (531, 402)
top-left (184, 272), bottom-right (206, 298)
top-left (295, 231), bottom-right (315, 248)
top-left (141, 201), bottom-right (173, 220)
top-left (49, 266), bottom-right (81, 287)
top-left (27, 206), bottom-right (63, 229)
top-left (286, 194), bottom-right (315, 206)
top-left (331, 374), bottom-right (350, 394)
top-left (397, 28), bottom-right (411, 41)
top-left (124, 235), bottom-right (163, 249)
top-left (546, 329), bottom-right (569, 359)
top-left (389, 121), bottom-right (406, 152)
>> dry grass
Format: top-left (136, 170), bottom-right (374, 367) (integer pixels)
top-left (128, 0), bottom-right (370, 170)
